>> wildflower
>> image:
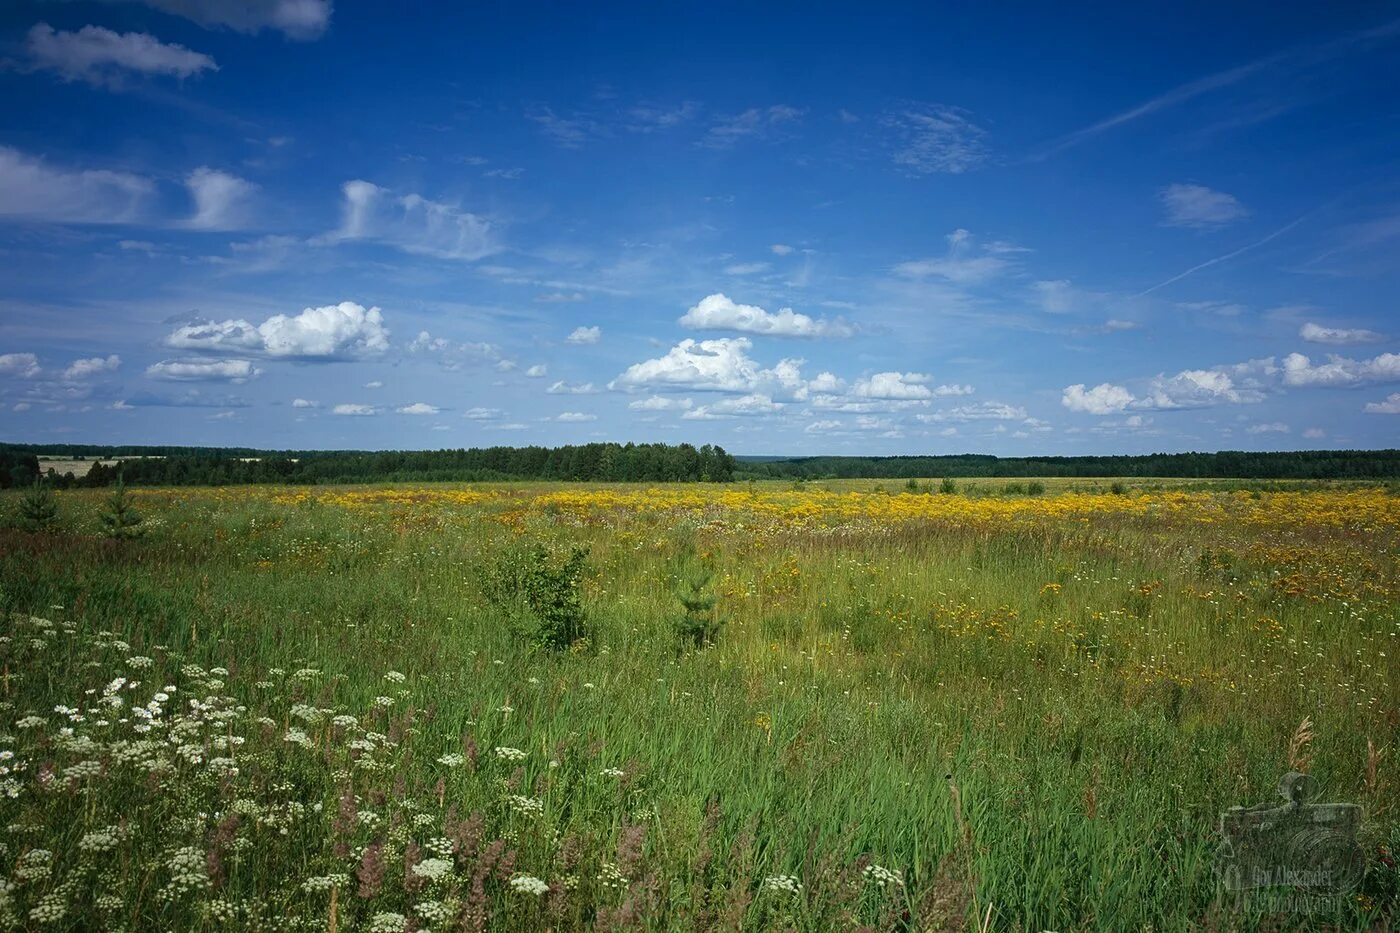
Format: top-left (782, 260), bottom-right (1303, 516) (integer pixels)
top-left (495, 746), bottom-right (527, 761)
top-left (410, 857), bottom-right (454, 883)
top-left (163, 845), bottom-right (211, 897)
top-left (28, 892), bottom-right (66, 924)
top-left (284, 728), bottom-right (314, 748)
top-left (14, 849), bottom-right (53, 881)
top-left (301, 874), bottom-right (349, 892)
top-left (416, 900), bottom-right (454, 923)
top-left (383, 671), bottom-right (406, 683)
top-left (437, 752), bottom-right (466, 768)
top-left (763, 874), bottom-right (802, 894)
top-left (373, 696), bottom-right (394, 708)
top-left (508, 795), bottom-right (544, 817)
top-left (126, 656), bottom-right (154, 669)
top-left (510, 874), bottom-right (550, 895)
top-left (597, 862), bottom-right (627, 889)
top-left (600, 767), bottom-right (625, 778)
top-left (863, 864), bottom-right (904, 888)
top-left (15, 716), bottom-right (44, 730)
top-left (368, 912), bottom-right (408, 933)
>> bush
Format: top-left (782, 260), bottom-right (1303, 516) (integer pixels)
top-left (480, 541), bottom-right (590, 650)
top-left (16, 478), bottom-right (58, 532)
top-left (939, 477), bottom-right (958, 495)
top-left (1110, 481), bottom-right (1127, 496)
top-left (1027, 481), bottom-right (1045, 496)
top-left (99, 478), bottom-right (143, 539)
top-left (668, 533), bottom-right (724, 647)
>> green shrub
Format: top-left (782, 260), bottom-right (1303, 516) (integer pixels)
top-left (16, 478), bottom-right (58, 532)
top-left (1027, 481), bottom-right (1045, 496)
top-left (99, 478), bottom-right (143, 539)
top-left (480, 541), bottom-right (590, 649)
top-left (1110, 481), bottom-right (1127, 496)
top-left (668, 534), bottom-right (724, 647)
top-left (939, 477), bottom-right (958, 494)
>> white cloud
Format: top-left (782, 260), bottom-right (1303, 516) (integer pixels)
top-left (164, 302), bottom-right (390, 360)
top-left (804, 419), bottom-right (844, 434)
top-left (462, 407), bottom-right (501, 420)
top-left (364, 381), bottom-right (383, 389)
top-left (332, 403), bottom-right (377, 416)
top-left (61, 355), bottom-right (121, 380)
top-left (919, 402), bottom-right (1027, 422)
top-left (565, 325), bottom-right (600, 345)
top-left (547, 381), bottom-right (596, 395)
top-left (612, 337), bottom-right (803, 393)
top-left (1302, 427), bottom-right (1325, 438)
top-left (1031, 280), bottom-right (1074, 313)
top-left (397, 402), bottom-right (439, 415)
top-left (525, 364), bottom-right (548, 378)
top-left (806, 372), bottom-right (845, 394)
top-left (555, 411), bottom-right (596, 422)
top-left (328, 180), bottom-right (495, 261)
top-left (1160, 183), bottom-right (1247, 228)
top-left (894, 229), bottom-right (1009, 283)
top-left (1062, 383), bottom-right (1134, 414)
top-left (119, 0), bottom-right (332, 39)
top-left (701, 105), bottom-right (803, 149)
top-left (882, 103), bottom-right (988, 175)
top-left (291, 398), bottom-right (318, 408)
top-left (1363, 393), bottom-right (1400, 414)
top-left (724, 262), bottom-right (770, 275)
top-left (933, 384), bottom-right (974, 397)
top-left (770, 244), bottom-right (794, 255)
top-left (1136, 366), bottom-right (1267, 409)
top-left (146, 358), bottom-right (260, 382)
top-left (0, 147), bottom-right (152, 224)
top-left (1282, 351), bottom-right (1400, 388)
top-left (184, 167), bottom-right (255, 229)
top-left (679, 293), bottom-right (852, 338)
top-left (26, 23), bottom-right (217, 85)
top-left (851, 372), bottom-right (931, 400)
top-left (628, 395), bottom-right (692, 411)
top-left (1245, 422), bottom-right (1290, 434)
top-left (0, 353), bottom-right (42, 379)
top-left (683, 394), bottom-right (783, 419)
top-left (1299, 322), bottom-right (1385, 345)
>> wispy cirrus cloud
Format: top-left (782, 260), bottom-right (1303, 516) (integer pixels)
top-left (25, 23), bottom-right (217, 86)
top-left (881, 103), bottom-right (988, 175)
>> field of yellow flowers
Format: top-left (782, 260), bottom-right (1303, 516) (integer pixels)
top-left (0, 479), bottom-right (1396, 930)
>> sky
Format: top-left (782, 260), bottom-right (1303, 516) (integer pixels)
top-left (1, 1), bottom-right (1398, 455)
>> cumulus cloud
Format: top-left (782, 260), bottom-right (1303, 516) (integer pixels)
top-left (146, 358), bottom-right (260, 382)
top-left (1062, 383), bottom-right (1134, 414)
top-left (628, 396), bottom-right (693, 411)
top-left (0, 353), bottom-right (43, 379)
top-left (1159, 183), bottom-right (1247, 228)
top-left (770, 244), bottom-right (794, 255)
top-left (525, 364), bottom-right (548, 378)
top-left (1281, 351), bottom-right (1400, 388)
top-left (1299, 322), bottom-right (1385, 345)
top-left (1245, 422), bottom-right (1290, 434)
top-left (851, 372), bottom-right (932, 400)
top-left (547, 381), bottom-right (596, 395)
top-left (26, 23), bottom-right (216, 85)
top-left (184, 167), bottom-right (256, 229)
top-left (894, 229), bottom-right (1010, 283)
top-left (1363, 393), bottom-right (1400, 414)
top-left (291, 398), bottom-right (318, 408)
top-left (918, 402), bottom-right (1027, 422)
top-left (397, 402), bottom-right (439, 415)
top-left (566, 325), bottom-right (600, 345)
top-left (679, 293), bottom-right (852, 338)
top-left (462, 407), bottom-right (502, 420)
top-left (934, 383), bottom-right (975, 397)
top-left (554, 411), bottom-right (596, 422)
top-left (117, 0), bottom-right (332, 39)
top-left (683, 394), bottom-right (783, 419)
top-left (62, 355), bottom-right (121, 380)
top-left (328, 180), bottom-right (495, 261)
top-left (882, 103), bottom-right (988, 175)
top-left (164, 302), bottom-right (390, 360)
top-left (612, 337), bottom-right (803, 394)
top-left (1136, 360), bottom-right (1274, 409)
top-left (0, 147), bottom-right (152, 224)
top-left (332, 403), bottom-right (377, 416)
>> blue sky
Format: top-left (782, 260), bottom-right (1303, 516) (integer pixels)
top-left (2, 1), bottom-right (1398, 455)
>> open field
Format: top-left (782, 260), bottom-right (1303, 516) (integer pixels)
top-left (0, 479), bottom-right (1396, 929)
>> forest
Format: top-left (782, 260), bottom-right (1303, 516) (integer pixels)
top-left (2, 444), bottom-right (1396, 488)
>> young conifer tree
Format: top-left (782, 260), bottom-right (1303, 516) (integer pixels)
top-left (17, 477), bottom-right (58, 532)
top-left (100, 477), bottom-right (143, 540)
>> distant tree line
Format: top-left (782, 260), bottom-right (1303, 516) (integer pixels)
top-left (0, 443), bottom-right (736, 488)
top-left (735, 450), bottom-right (1400, 480)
